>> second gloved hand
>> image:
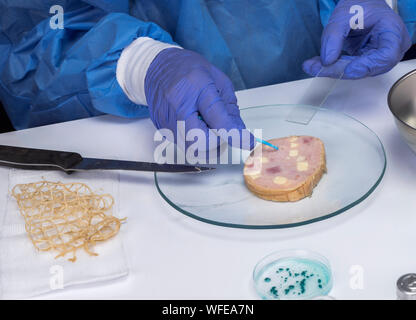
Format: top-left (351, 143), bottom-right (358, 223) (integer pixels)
top-left (144, 48), bottom-right (253, 152)
top-left (303, 0), bottom-right (412, 79)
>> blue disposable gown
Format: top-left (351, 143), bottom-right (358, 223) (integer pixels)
top-left (0, 0), bottom-right (415, 129)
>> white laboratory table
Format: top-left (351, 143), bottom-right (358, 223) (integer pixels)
top-left (1, 60), bottom-right (416, 300)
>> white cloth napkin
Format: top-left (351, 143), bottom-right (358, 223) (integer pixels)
top-left (0, 169), bottom-right (129, 299)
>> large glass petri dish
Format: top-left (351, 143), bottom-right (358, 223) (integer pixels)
top-left (154, 105), bottom-right (386, 229)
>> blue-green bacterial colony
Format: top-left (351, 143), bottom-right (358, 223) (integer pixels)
top-left (254, 257), bottom-right (332, 300)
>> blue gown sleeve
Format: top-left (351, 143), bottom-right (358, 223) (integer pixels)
top-left (318, 0), bottom-right (416, 44)
top-left (318, 0), bottom-right (339, 27)
top-left (0, 5), bottom-right (176, 129)
top-left (398, 0), bottom-right (416, 44)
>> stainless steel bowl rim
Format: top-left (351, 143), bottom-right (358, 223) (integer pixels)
top-left (388, 68), bottom-right (416, 131)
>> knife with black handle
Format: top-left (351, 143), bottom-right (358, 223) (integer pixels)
top-left (0, 145), bottom-right (212, 173)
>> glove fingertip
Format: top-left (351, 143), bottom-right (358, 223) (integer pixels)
top-left (302, 58), bottom-right (321, 76)
top-left (302, 59), bottom-right (313, 74)
top-left (321, 28), bottom-right (345, 66)
top-left (322, 49), bottom-right (340, 66)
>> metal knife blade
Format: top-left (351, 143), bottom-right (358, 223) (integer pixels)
top-left (0, 145), bottom-right (213, 173)
top-left (70, 158), bottom-right (213, 173)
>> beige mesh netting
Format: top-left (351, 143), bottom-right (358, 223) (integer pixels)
top-left (11, 181), bottom-right (125, 262)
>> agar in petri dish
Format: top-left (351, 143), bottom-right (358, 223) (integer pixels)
top-left (253, 249), bottom-right (333, 300)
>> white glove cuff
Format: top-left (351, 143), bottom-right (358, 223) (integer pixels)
top-left (116, 37), bottom-right (181, 106)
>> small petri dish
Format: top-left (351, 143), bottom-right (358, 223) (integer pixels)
top-left (253, 249), bottom-right (333, 300)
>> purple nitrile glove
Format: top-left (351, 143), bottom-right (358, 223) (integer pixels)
top-left (303, 0), bottom-right (412, 79)
top-left (144, 48), bottom-right (255, 154)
